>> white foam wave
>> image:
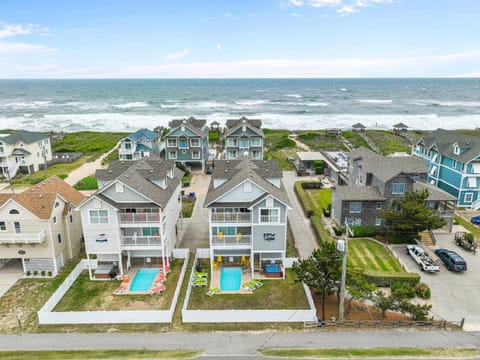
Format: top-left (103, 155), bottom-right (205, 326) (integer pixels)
top-left (234, 100), bottom-right (268, 106)
top-left (160, 103), bottom-right (180, 109)
top-left (186, 101), bottom-right (229, 109)
top-left (340, 88), bottom-right (348, 92)
top-left (113, 102), bottom-right (149, 109)
top-left (285, 93), bottom-right (302, 98)
top-left (358, 99), bottom-right (393, 104)
top-left (412, 100), bottom-right (480, 107)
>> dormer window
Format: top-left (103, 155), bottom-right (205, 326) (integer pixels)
top-left (159, 178), bottom-right (167, 189)
top-left (115, 183), bottom-right (124, 193)
top-left (453, 145), bottom-right (460, 155)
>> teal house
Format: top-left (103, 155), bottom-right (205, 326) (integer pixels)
top-left (165, 117), bottom-right (209, 171)
top-left (224, 117), bottom-right (264, 160)
top-left (413, 129), bottom-right (480, 209)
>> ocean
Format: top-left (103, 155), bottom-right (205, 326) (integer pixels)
top-left (0, 78), bottom-right (480, 132)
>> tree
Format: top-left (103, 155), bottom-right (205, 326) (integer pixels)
top-left (397, 300), bottom-right (432, 321)
top-left (293, 241), bottom-right (342, 323)
top-left (346, 266), bottom-right (377, 316)
top-left (381, 189), bottom-right (446, 242)
top-left (372, 290), bottom-right (398, 318)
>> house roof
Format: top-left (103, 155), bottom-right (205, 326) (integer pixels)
top-left (413, 182), bottom-right (457, 201)
top-left (352, 123), bottom-right (366, 129)
top-left (0, 176), bottom-right (85, 220)
top-left (417, 128), bottom-right (480, 163)
top-left (297, 151), bottom-right (326, 161)
top-left (95, 157), bottom-right (183, 208)
top-left (225, 117), bottom-right (264, 137)
top-left (125, 128), bottom-right (159, 142)
top-left (348, 146), bottom-right (377, 161)
top-left (334, 186), bottom-right (386, 201)
top-left (0, 130), bottom-right (49, 145)
top-left (393, 123), bottom-right (409, 128)
top-left (168, 117), bottom-right (207, 136)
top-left (135, 143), bottom-right (153, 152)
top-left (11, 148), bottom-right (32, 156)
top-left (204, 157), bottom-right (290, 208)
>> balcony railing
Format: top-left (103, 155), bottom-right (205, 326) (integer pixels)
top-left (0, 230), bottom-right (45, 245)
top-left (437, 209), bottom-right (454, 217)
top-left (121, 235), bottom-right (163, 247)
top-left (260, 215), bottom-right (279, 223)
top-left (211, 234), bottom-right (252, 246)
top-left (211, 212), bottom-right (251, 223)
top-left (119, 212), bottom-right (161, 223)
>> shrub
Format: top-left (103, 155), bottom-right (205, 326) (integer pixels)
top-left (415, 282), bottom-right (431, 299)
top-left (391, 282), bottom-right (416, 299)
top-left (307, 210), bottom-right (314, 218)
top-left (272, 137), bottom-right (295, 150)
top-left (333, 226), bottom-right (344, 236)
top-left (322, 204), bottom-right (331, 217)
top-left (361, 271), bottom-right (420, 287)
top-left (33, 270), bottom-right (38, 276)
top-left (301, 182), bottom-right (322, 190)
top-left (352, 225), bottom-right (377, 238)
top-left (58, 174), bottom-right (68, 180)
top-left (48, 271), bottom-right (53, 277)
top-left (26, 271), bottom-right (31, 277)
top-left (466, 232), bottom-right (475, 242)
top-left (40, 270), bottom-right (46, 277)
top-left (74, 176), bottom-right (98, 190)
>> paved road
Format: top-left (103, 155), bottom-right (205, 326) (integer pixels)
top-left (282, 171), bottom-right (319, 258)
top-left (0, 331), bottom-right (479, 355)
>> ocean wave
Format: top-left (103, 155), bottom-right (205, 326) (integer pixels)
top-left (285, 93), bottom-right (302, 98)
top-left (411, 100), bottom-right (480, 107)
top-left (357, 99), bottom-right (393, 104)
top-left (113, 102), bottom-right (149, 109)
top-left (160, 103), bottom-right (181, 108)
top-left (234, 100), bottom-right (268, 106)
top-left (185, 101), bottom-right (229, 109)
top-left (340, 88), bottom-right (348, 92)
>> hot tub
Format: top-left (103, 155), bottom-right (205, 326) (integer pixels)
top-left (263, 264), bottom-right (283, 278)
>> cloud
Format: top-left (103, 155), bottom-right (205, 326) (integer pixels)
top-left (216, 43), bottom-right (222, 50)
top-left (289, 0), bottom-right (393, 14)
top-left (289, 0), bottom-right (304, 5)
top-left (0, 22), bottom-right (50, 39)
top-left (0, 41), bottom-right (57, 54)
top-left (164, 48), bottom-right (191, 61)
top-left (0, 22), bottom-right (55, 53)
top-left (224, 12), bottom-right (240, 20)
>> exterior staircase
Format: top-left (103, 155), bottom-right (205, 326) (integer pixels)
top-left (471, 199), bottom-right (480, 211)
top-left (419, 230), bottom-right (436, 248)
top-left (358, 132), bottom-right (382, 155)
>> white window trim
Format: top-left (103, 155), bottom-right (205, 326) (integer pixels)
top-left (179, 138), bottom-right (189, 149)
top-left (464, 192), bottom-right (474, 203)
top-left (349, 202), bottom-right (362, 214)
top-left (375, 218), bottom-right (382, 226)
top-left (376, 202), bottom-right (383, 210)
top-left (167, 138), bottom-right (177, 147)
top-left (88, 209), bottom-right (109, 225)
top-left (251, 138), bottom-right (262, 147)
top-left (192, 150), bottom-right (201, 160)
top-left (169, 150), bottom-right (177, 160)
top-left (392, 183), bottom-right (405, 194)
top-left (0, 221), bottom-right (6, 232)
top-left (227, 138), bottom-right (238, 147)
top-left (190, 138), bottom-right (200, 147)
top-left (259, 207), bottom-right (280, 224)
top-left (239, 139), bottom-right (250, 149)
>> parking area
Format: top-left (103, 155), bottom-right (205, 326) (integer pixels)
top-left (0, 259), bottom-right (23, 298)
top-left (391, 225), bottom-right (480, 331)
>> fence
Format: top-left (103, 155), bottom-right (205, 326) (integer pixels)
top-left (305, 319), bottom-right (464, 330)
top-left (38, 250), bottom-right (190, 324)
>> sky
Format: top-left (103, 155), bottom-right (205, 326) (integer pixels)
top-left (0, 0), bottom-right (480, 78)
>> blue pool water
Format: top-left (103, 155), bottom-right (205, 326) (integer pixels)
top-left (220, 267), bottom-right (242, 291)
top-left (264, 264), bottom-right (281, 273)
top-left (129, 268), bottom-right (159, 292)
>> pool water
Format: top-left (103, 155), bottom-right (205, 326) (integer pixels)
top-left (220, 267), bottom-right (242, 291)
top-left (264, 264), bottom-right (281, 273)
top-left (129, 268), bottom-right (159, 292)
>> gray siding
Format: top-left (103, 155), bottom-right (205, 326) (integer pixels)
top-left (102, 183), bottom-right (151, 203)
top-left (252, 224), bottom-right (286, 251)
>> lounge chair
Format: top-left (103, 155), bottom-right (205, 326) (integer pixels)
top-left (150, 284), bottom-right (166, 295)
top-left (206, 287), bottom-right (220, 297)
top-left (114, 284), bottom-right (127, 295)
top-left (192, 280), bottom-right (207, 288)
top-left (250, 279), bottom-right (263, 288)
top-left (243, 282), bottom-right (256, 291)
top-left (194, 271), bottom-right (208, 278)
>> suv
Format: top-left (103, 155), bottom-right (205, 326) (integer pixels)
top-left (434, 249), bottom-right (467, 272)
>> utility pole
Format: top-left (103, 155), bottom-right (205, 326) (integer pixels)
top-left (338, 222), bottom-right (353, 322)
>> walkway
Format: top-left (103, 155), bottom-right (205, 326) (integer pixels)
top-left (0, 259), bottom-right (23, 298)
top-left (282, 171), bottom-right (319, 259)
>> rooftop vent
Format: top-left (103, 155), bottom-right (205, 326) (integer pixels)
top-left (108, 170), bottom-right (112, 174)
top-left (225, 169), bottom-right (228, 173)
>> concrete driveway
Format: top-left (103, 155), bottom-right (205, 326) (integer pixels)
top-left (390, 225), bottom-right (480, 331)
top-left (0, 259), bottom-right (23, 298)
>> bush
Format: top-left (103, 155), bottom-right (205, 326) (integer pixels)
top-left (415, 282), bottom-right (431, 299)
top-left (48, 271), bottom-right (53, 277)
top-left (322, 204), bottom-right (331, 217)
top-left (40, 270), bottom-right (46, 277)
top-left (33, 270), bottom-right (38, 276)
top-left (333, 226), bottom-right (344, 236)
top-left (301, 182), bottom-right (322, 190)
top-left (26, 271), bottom-right (31, 277)
top-left (352, 225), bottom-right (377, 238)
top-left (391, 282), bottom-right (416, 299)
top-left (74, 176), bottom-right (98, 190)
top-left (362, 271), bottom-right (420, 287)
top-left (58, 174), bottom-right (68, 180)
top-left (466, 232), bottom-right (475, 242)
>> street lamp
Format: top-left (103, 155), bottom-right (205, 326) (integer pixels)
top-left (337, 222), bottom-right (353, 322)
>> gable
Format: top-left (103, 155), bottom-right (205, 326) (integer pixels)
top-left (215, 180), bottom-right (265, 203)
top-left (168, 127), bottom-right (201, 137)
top-left (100, 181), bottom-right (152, 203)
top-left (228, 127), bottom-right (261, 137)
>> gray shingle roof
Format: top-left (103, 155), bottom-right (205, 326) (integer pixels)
top-left (226, 117), bottom-right (262, 129)
top-left (394, 123), bottom-right (409, 128)
top-left (95, 157), bottom-right (183, 208)
top-left (126, 128), bottom-right (159, 142)
top-left (334, 186), bottom-right (386, 201)
top-left (352, 123), bottom-right (366, 129)
top-left (204, 157), bottom-right (290, 208)
top-left (413, 181), bottom-right (457, 201)
top-left (417, 128), bottom-right (480, 163)
top-left (11, 148), bottom-right (32, 155)
top-left (0, 130), bottom-right (48, 144)
top-left (168, 117), bottom-right (207, 136)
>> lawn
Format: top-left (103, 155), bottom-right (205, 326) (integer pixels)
top-left (307, 188), bottom-right (332, 214)
top-left (53, 260), bottom-right (183, 311)
top-left (0, 350), bottom-right (202, 360)
top-left (296, 131), bottom-right (348, 151)
top-left (263, 128), bottom-right (297, 170)
top-left (182, 197), bottom-right (196, 218)
top-left (455, 215), bottom-right (480, 238)
top-left (342, 131), bottom-right (371, 150)
top-left (12, 157), bottom-right (87, 185)
top-left (74, 175), bottom-right (98, 190)
top-left (365, 130), bottom-right (412, 155)
top-left (348, 238), bottom-right (404, 273)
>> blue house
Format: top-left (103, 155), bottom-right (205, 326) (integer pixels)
top-left (119, 128), bottom-right (161, 161)
top-left (165, 117), bottom-right (209, 171)
top-left (413, 129), bottom-right (480, 209)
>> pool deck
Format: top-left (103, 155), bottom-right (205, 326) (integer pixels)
top-left (209, 266), bottom-right (253, 294)
top-left (114, 266), bottom-right (165, 295)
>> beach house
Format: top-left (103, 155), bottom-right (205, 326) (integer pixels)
top-left (0, 130), bottom-right (52, 178)
top-left (204, 157), bottom-right (291, 279)
top-left (118, 128), bottom-right (162, 161)
top-left (77, 158), bottom-right (183, 279)
top-left (165, 117), bottom-right (209, 171)
top-left (224, 117), bottom-right (264, 160)
top-left (0, 176), bottom-right (84, 275)
top-left (413, 129), bottom-right (480, 209)
top-left (332, 147), bottom-right (456, 230)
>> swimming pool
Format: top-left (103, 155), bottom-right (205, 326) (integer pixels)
top-left (129, 268), bottom-right (159, 292)
top-left (220, 267), bottom-right (242, 291)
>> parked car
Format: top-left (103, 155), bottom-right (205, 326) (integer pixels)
top-left (434, 249), bottom-right (467, 272)
top-left (471, 215), bottom-right (480, 225)
top-left (206, 166), bottom-right (213, 174)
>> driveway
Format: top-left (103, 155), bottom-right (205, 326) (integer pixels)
top-left (0, 259), bottom-right (23, 298)
top-left (390, 225), bottom-right (480, 331)
top-left (177, 172), bottom-right (210, 250)
top-left (282, 171), bottom-right (319, 259)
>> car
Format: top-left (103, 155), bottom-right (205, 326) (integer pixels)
top-left (434, 248), bottom-right (467, 272)
top-left (471, 215), bottom-right (480, 225)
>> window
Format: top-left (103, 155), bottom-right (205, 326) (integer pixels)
top-left (239, 139), bottom-right (249, 148)
top-left (430, 166), bottom-right (437, 175)
top-left (227, 138), bottom-right (238, 147)
top-left (0, 146), bottom-right (3, 153)
top-left (57, 233), bottom-right (62, 244)
top-left (190, 138), bottom-right (200, 147)
top-left (375, 218), bottom-right (382, 226)
top-left (467, 177), bottom-right (477, 188)
top-left (354, 218), bottom-right (362, 226)
top-left (167, 138), bottom-right (177, 147)
top-left (392, 183), bottom-right (405, 194)
top-left (14, 221), bottom-right (21, 234)
top-left (376, 202), bottom-right (383, 210)
top-left (52, 216), bottom-right (57, 224)
top-left (252, 150), bottom-right (261, 159)
top-left (9, 209), bottom-right (19, 214)
top-left (0, 221), bottom-right (5, 231)
top-left (124, 142), bottom-right (132, 150)
top-left (179, 138), bottom-right (188, 148)
top-left (263, 233), bottom-right (275, 241)
top-left (89, 209), bottom-right (109, 224)
top-left (453, 145), bottom-right (460, 155)
top-left (464, 193), bottom-right (473, 203)
top-left (218, 226), bottom-right (236, 236)
top-left (349, 202), bottom-right (362, 213)
top-left (69, 215), bottom-right (73, 223)
top-left (54, 201), bottom-right (60, 208)
top-left (432, 153), bottom-right (438, 162)
top-left (142, 227), bottom-right (160, 236)
top-left (227, 150), bottom-right (237, 159)
top-left (192, 150), bottom-right (200, 159)
top-left (260, 208), bottom-right (279, 223)
top-left (346, 218), bottom-right (354, 226)
top-left (251, 138), bottom-right (262, 147)
top-left (452, 160), bottom-right (457, 169)
top-left (168, 150), bottom-right (177, 159)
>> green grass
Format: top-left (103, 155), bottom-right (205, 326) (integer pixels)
top-left (74, 176), bottom-right (98, 190)
top-left (182, 197), bottom-right (196, 218)
top-left (53, 131), bottom-right (127, 160)
top-left (12, 157), bottom-right (87, 185)
top-left (54, 260), bottom-right (183, 311)
top-left (342, 131), bottom-right (372, 150)
top-left (348, 239), bottom-right (403, 273)
top-left (455, 215), bottom-right (480, 238)
top-left (455, 129), bottom-right (480, 138)
top-left (286, 221), bottom-right (299, 257)
top-left (208, 129), bottom-right (221, 142)
top-left (259, 348), bottom-right (479, 359)
top-left (297, 130), bottom-right (348, 151)
top-left (365, 130), bottom-right (412, 155)
top-left (308, 188), bottom-right (332, 213)
top-left (263, 128), bottom-right (297, 170)
top-left (0, 350), bottom-right (202, 359)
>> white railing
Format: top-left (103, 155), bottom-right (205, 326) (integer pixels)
top-left (210, 212), bottom-right (251, 223)
top-left (0, 229), bottom-right (45, 244)
top-left (472, 199), bottom-right (480, 211)
top-left (260, 215), bottom-right (279, 223)
top-left (119, 212), bottom-right (161, 223)
top-left (211, 234), bottom-right (252, 246)
top-left (121, 235), bottom-right (162, 247)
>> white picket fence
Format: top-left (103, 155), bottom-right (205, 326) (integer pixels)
top-left (38, 250), bottom-right (190, 324)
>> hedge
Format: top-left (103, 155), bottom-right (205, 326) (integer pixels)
top-left (361, 270), bottom-right (420, 287)
top-left (294, 181), bottom-right (323, 217)
top-left (351, 225), bottom-right (377, 237)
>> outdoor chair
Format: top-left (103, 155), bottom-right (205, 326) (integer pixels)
top-left (250, 279), bottom-right (263, 288)
top-left (243, 282), bottom-right (256, 291)
top-left (206, 287), bottom-right (220, 297)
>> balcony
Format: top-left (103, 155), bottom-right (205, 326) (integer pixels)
top-left (211, 234), bottom-right (252, 246)
top-left (0, 230), bottom-right (46, 245)
top-left (210, 212), bottom-right (251, 223)
top-left (260, 215), bottom-right (279, 223)
top-left (121, 235), bottom-right (163, 247)
top-left (119, 212), bottom-right (161, 224)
